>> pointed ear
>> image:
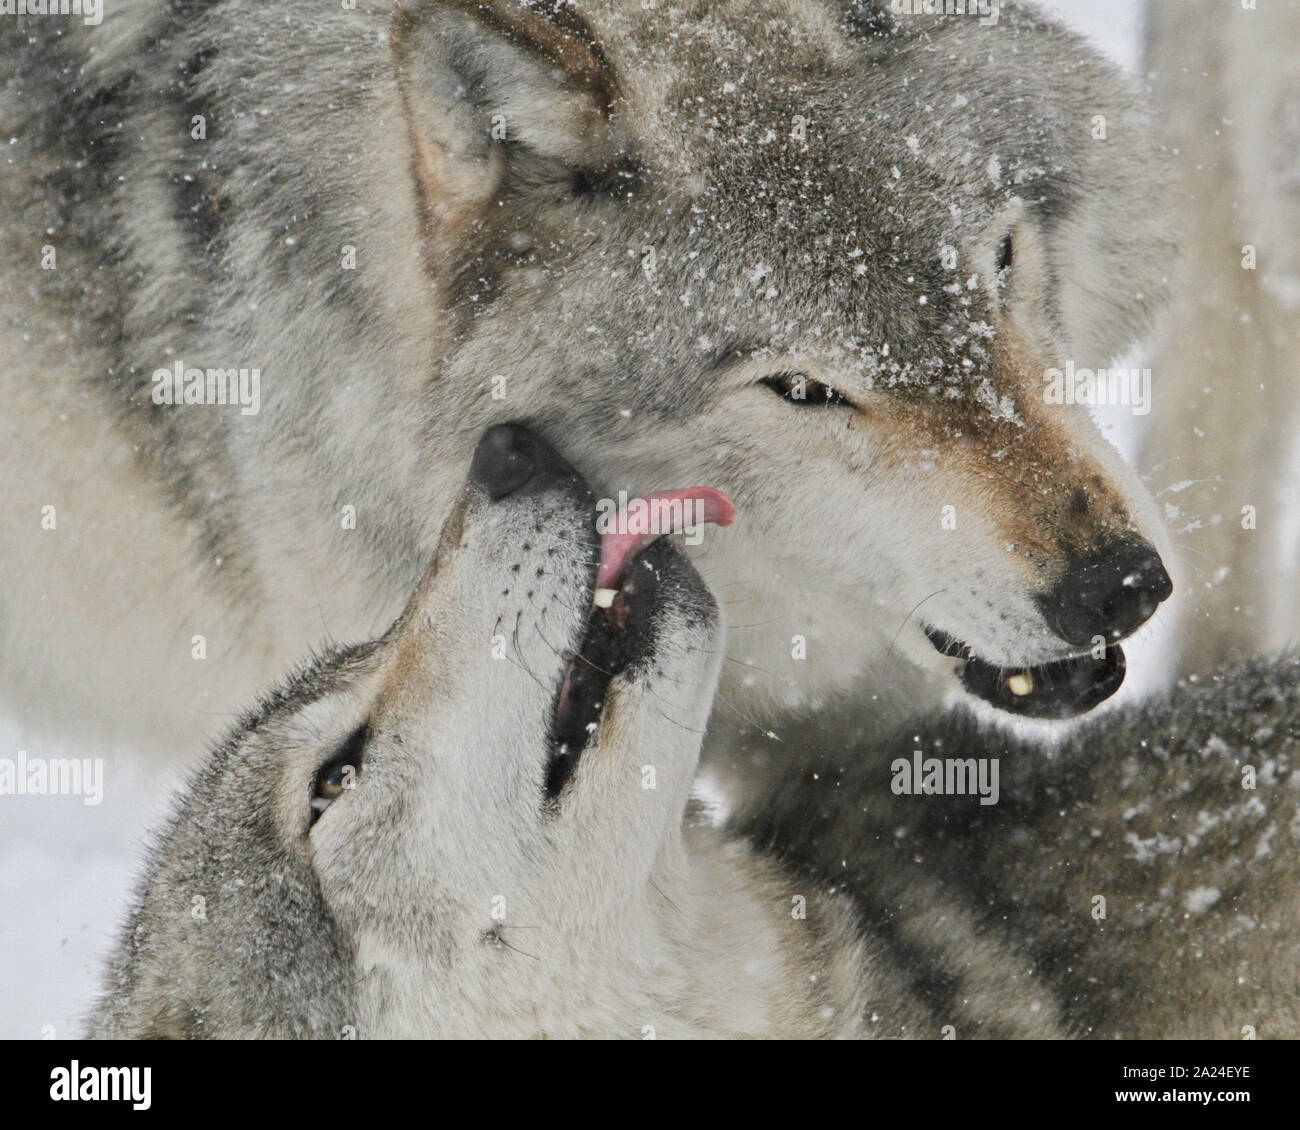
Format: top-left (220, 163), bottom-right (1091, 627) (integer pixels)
top-left (391, 0), bottom-right (624, 275)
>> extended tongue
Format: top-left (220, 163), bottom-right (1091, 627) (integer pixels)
top-left (594, 487), bottom-right (735, 593)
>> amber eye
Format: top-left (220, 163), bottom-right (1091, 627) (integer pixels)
top-left (309, 722), bottom-right (368, 827)
top-left (317, 765), bottom-right (353, 802)
top-left (758, 372), bottom-right (848, 408)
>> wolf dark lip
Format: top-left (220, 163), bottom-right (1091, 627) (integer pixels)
top-left (924, 627), bottom-right (1127, 720)
top-left (544, 538), bottom-right (666, 800)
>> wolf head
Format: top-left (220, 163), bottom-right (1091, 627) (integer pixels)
top-left (73, 0), bottom-right (1174, 723)
top-left (91, 427), bottom-right (728, 1038)
top-left (379, 0), bottom-right (1174, 715)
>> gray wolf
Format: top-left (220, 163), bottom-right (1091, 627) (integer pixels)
top-left (90, 425), bottom-right (1063, 1038)
top-left (1, 0), bottom-right (1174, 758)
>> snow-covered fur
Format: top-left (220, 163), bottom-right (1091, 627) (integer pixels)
top-left (1, 0), bottom-right (1173, 759)
top-left (738, 656), bottom-right (1300, 1039)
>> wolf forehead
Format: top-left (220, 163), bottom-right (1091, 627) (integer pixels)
top-left (441, 0), bottom-right (1166, 382)
top-left (627, 0), bottom-right (1119, 216)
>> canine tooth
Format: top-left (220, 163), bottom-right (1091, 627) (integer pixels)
top-left (592, 587), bottom-right (617, 608)
top-left (1007, 671), bottom-right (1034, 697)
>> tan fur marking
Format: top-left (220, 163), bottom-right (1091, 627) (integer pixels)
top-left (868, 322), bottom-right (1141, 586)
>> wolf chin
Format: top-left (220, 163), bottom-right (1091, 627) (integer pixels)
top-left (1, 0), bottom-right (1175, 757)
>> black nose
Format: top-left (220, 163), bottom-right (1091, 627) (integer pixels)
top-left (1037, 538), bottom-right (1172, 646)
top-left (469, 424), bottom-right (575, 500)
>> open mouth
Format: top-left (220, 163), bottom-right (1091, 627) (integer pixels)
top-left (924, 627), bottom-right (1127, 720)
top-left (545, 488), bottom-right (734, 800)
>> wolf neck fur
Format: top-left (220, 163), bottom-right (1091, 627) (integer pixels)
top-left (352, 824), bottom-right (852, 1039)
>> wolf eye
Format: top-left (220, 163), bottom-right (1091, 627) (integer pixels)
top-left (758, 372), bottom-right (848, 408)
top-left (996, 233), bottom-right (1014, 274)
top-left (309, 722), bottom-right (368, 827)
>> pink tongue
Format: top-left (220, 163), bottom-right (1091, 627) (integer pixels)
top-left (595, 487), bottom-right (735, 590)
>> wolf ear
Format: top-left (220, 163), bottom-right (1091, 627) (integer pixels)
top-left (391, 0), bottom-right (623, 274)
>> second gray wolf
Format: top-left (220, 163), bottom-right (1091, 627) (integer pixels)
top-left (91, 427), bottom-right (1296, 1039)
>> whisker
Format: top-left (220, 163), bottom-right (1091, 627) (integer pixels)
top-left (710, 691), bottom-right (783, 741)
top-left (649, 701), bottom-right (706, 736)
top-left (725, 616), bottom-right (785, 630)
top-left (649, 879), bottom-right (683, 916)
top-left (493, 934), bottom-right (539, 961)
top-left (886, 588), bottom-right (947, 659)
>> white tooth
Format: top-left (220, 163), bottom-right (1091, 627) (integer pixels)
top-left (592, 587), bottom-right (617, 608)
top-left (1007, 672), bottom-right (1034, 697)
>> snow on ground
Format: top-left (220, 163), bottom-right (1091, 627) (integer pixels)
top-left (0, 3), bottom-right (1146, 1039)
top-left (0, 745), bottom-right (183, 1037)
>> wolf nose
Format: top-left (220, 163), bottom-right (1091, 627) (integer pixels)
top-left (470, 423), bottom-right (573, 500)
top-left (1038, 539), bottom-right (1173, 646)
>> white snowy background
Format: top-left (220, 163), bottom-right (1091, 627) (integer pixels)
top-left (0, 0), bottom-right (1147, 1039)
